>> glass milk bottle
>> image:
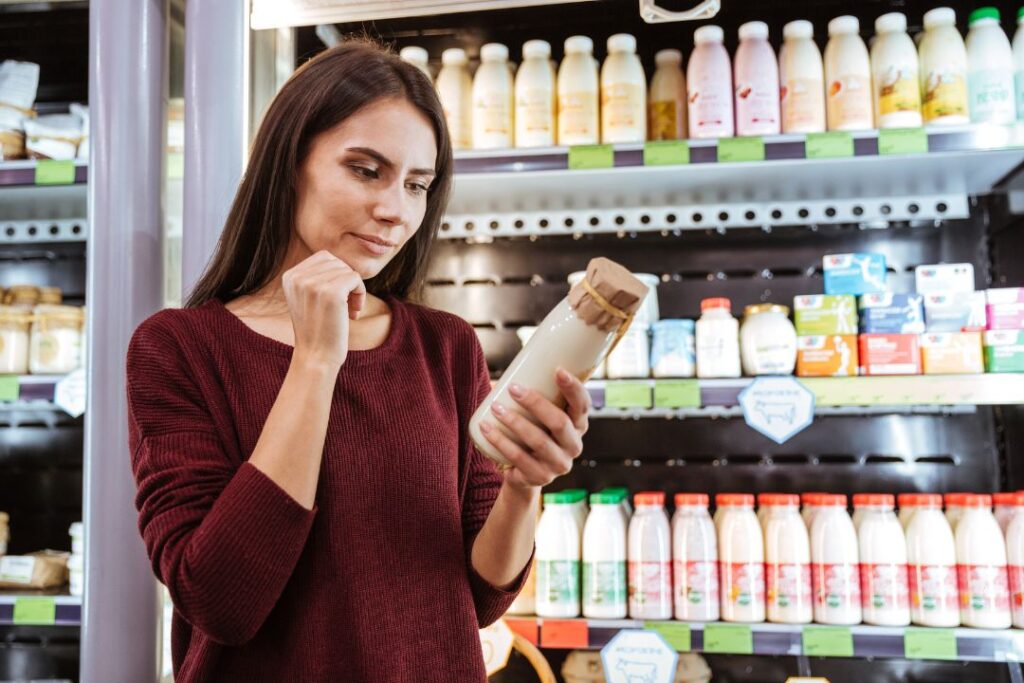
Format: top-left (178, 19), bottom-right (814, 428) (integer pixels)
top-left (649, 49), bottom-right (687, 140)
top-left (399, 46), bottom-right (432, 83)
top-left (871, 12), bottom-right (923, 128)
top-left (734, 21), bottom-right (781, 136)
top-left (906, 494), bottom-right (960, 626)
top-left (718, 494), bottom-right (766, 622)
top-left (966, 7), bottom-right (1016, 124)
top-left (764, 494), bottom-right (812, 624)
top-left (601, 33), bottom-right (646, 143)
top-left (810, 494), bottom-right (862, 625)
top-left (687, 25), bottom-right (735, 139)
top-left (955, 493), bottom-right (1012, 628)
top-left (825, 16), bottom-right (874, 131)
top-left (583, 492), bottom-right (628, 618)
top-left (858, 494), bottom-right (911, 626)
top-left (437, 48), bottom-right (473, 150)
top-left (536, 493), bottom-right (581, 618)
top-left (469, 258), bottom-right (646, 467)
top-left (780, 20), bottom-right (826, 134)
top-left (919, 7), bottom-right (970, 126)
top-left (672, 493), bottom-right (719, 621)
top-left (515, 40), bottom-right (556, 148)
top-left (1005, 495), bottom-right (1024, 628)
top-left (696, 298), bottom-right (741, 379)
top-left (628, 492), bottom-right (672, 619)
top-left (558, 36), bottom-right (600, 145)
top-left (1015, 8), bottom-right (1024, 120)
top-left (472, 43), bottom-right (514, 149)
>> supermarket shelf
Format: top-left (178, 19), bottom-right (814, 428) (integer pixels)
top-left (0, 218), bottom-right (88, 243)
top-left (0, 159), bottom-right (87, 187)
top-left (0, 593), bottom-right (80, 626)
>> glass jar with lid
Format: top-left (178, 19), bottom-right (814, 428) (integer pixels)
top-left (29, 304), bottom-right (85, 374)
top-left (3, 285), bottom-right (40, 309)
top-left (740, 303), bottom-right (798, 375)
top-left (0, 305), bottom-right (32, 374)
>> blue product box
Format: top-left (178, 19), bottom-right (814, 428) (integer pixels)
top-left (923, 291), bottom-right (987, 332)
top-left (823, 253), bottom-right (888, 295)
top-left (858, 293), bottom-right (926, 334)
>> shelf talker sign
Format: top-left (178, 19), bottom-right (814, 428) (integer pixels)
top-left (479, 619), bottom-right (515, 676)
top-left (738, 376), bottom-right (815, 444)
top-left (601, 629), bottom-right (678, 683)
top-left (55, 368), bottom-right (87, 418)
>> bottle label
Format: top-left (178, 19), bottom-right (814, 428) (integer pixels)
top-left (558, 91), bottom-right (599, 144)
top-left (781, 77), bottom-right (826, 132)
top-left (766, 561), bottom-right (812, 609)
top-left (877, 66), bottom-right (922, 116)
top-left (827, 75), bottom-right (873, 129)
top-left (628, 560), bottom-right (672, 608)
top-left (689, 76), bottom-right (733, 137)
top-left (583, 560), bottom-right (626, 607)
top-left (601, 83), bottom-right (646, 139)
top-left (442, 104), bottom-right (471, 149)
top-left (860, 562), bottom-right (910, 610)
top-left (957, 563), bottom-right (1011, 612)
top-left (537, 559), bottom-right (580, 605)
top-left (516, 87), bottom-right (555, 143)
top-left (735, 78), bottom-right (780, 133)
top-left (811, 562), bottom-right (861, 610)
top-left (1009, 564), bottom-right (1024, 622)
top-left (649, 100), bottom-right (682, 140)
top-left (968, 70), bottom-right (1015, 124)
top-left (720, 561), bottom-right (765, 607)
top-left (909, 563), bottom-right (958, 613)
top-left (923, 70), bottom-right (968, 121)
top-left (472, 90), bottom-right (512, 146)
top-left (674, 559), bottom-right (719, 607)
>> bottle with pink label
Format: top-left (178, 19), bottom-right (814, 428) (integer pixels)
top-left (780, 20), bottom-right (826, 134)
top-left (1005, 493), bottom-right (1024, 628)
top-left (906, 493), bottom-right (960, 626)
top-left (825, 15), bottom-right (874, 131)
top-left (628, 492), bottom-right (672, 620)
top-left (857, 494), bottom-right (911, 626)
top-left (955, 493), bottom-right (1011, 628)
top-left (810, 494), bottom-right (862, 625)
top-left (734, 21), bottom-right (781, 136)
top-left (671, 493), bottom-right (719, 621)
top-left (763, 494), bottom-right (812, 624)
top-left (717, 493), bottom-right (766, 622)
top-left (687, 25), bottom-right (735, 139)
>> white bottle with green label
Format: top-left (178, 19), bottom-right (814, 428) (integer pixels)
top-left (536, 492), bottom-right (581, 618)
top-left (583, 492), bottom-right (628, 618)
top-left (966, 7), bottom-right (1016, 124)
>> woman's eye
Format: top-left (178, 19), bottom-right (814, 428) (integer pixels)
top-left (350, 165), bottom-right (378, 180)
top-left (407, 182), bottom-right (429, 195)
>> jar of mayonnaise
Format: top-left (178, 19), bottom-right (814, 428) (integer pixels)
top-left (29, 304), bottom-right (85, 374)
top-left (740, 304), bottom-right (797, 376)
top-left (0, 306), bottom-right (32, 374)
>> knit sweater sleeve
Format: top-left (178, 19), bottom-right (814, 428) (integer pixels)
top-left (126, 313), bottom-right (317, 646)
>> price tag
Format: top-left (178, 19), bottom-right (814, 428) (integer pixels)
top-left (568, 144), bottom-right (614, 170)
top-left (653, 380), bottom-right (701, 409)
top-left (605, 381), bottom-right (653, 409)
top-left (540, 619), bottom-right (589, 648)
top-left (802, 626), bottom-right (854, 657)
top-left (643, 140), bottom-right (689, 166)
top-left (718, 136), bottom-right (765, 163)
top-left (0, 375), bottom-right (19, 401)
top-left (805, 132), bottom-right (854, 159)
top-left (904, 628), bottom-right (957, 660)
top-left (645, 621), bottom-right (691, 651)
top-left (13, 597), bottom-right (56, 625)
top-left (55, 368), bottom-right (87, 418)
top-left (879, 128), bottom-right (928, 156)
top-left (703, 623), bottom-right (753, 654)
top-left (34, 159), bottom-right (76, 186)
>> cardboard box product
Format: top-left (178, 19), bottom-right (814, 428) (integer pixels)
top-left (794, 295), bottom-right (858, 335)
top-left (0, 550), bottom-right (69, 589)
top-left (986, 288), bottom-right (1024, 330)
top-left (823, 253), bottom-right (887, 295)
top-left (919, 332), bottom-right (984, 375)
top-left (984, 330), bottom-right (1024, 373)
top-left (923, 291), bottom-right (987, 332)
top-left (858, 293), bottom-right (925, 334)
top-left (859, 333), bottom-right (922, 375)
top-left (797, 335), bottom-right (859, 377)
top-left (914, 263), bottom-right (975, 294)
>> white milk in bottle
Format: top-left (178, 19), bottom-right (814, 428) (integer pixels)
top-left (756, 493), bottom-right (771, 536)
top-left (437, 48), bottom-right (473, 150)
top-left (536, 492), bottom-right (581, 618)
top-left (919, 7), bottom-right (970, 126)
top-left (1014, 8), bottom-right (1024, 120)
top-left (688, 25), bottom-right (735, 139)
top-left (780, 20), bottom-right (826, 134)
top-left (802, 492), bottom-right (827, 530)
top-left (906, 494), bottom-right (960, 626)
top-left (1004, 494), bottom-right (1024, 627)
top-left (399, 46), bottom-right (432, 83)
top-left (966, 7), bottom-right (1016, 124)
top-left (472, 43), bottom-right (514, 149)
top-left (898, 493), bottom-right (927, 530)
top-left (734, 21), bottom-right (781, 136)
top-left (825, 16), bottom-right (874, 131)
top-left (763, 494), bottom-right (812, 624)
top-left (810, 494), bottom-right (862, 625)
top-left (858, 494), bottom-right (911, 626)
top-left (649, 49), bottom-right (687, 140)
top-left (601, 33), bottom-right (646, 143)
top-left (994, 492), bottom-right (1018, 535)
top-left (558, 36), bottom-right (600, 145)
top-left (515, 40), bottom-right (556, 148)
top-left (871, 12), bottom-right (923, 128)
top-left (628, 492), bottom-right (672, 620)
top-left (945, 492), bottom-right (969, 532)
top-left (696, 298), bottom-right (741, 379)
top-left (956, 493), bottom-right (1011, 628)
top-left (717, 494), bottom-right (766, 622)
top-left (672, 493), bottom-right (719, 621)
top-left (583, 491), bottom-right (628, 618)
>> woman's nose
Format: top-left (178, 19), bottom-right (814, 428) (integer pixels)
top-left (371, 182), bottom-right (405, 225)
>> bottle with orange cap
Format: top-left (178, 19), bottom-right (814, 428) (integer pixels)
top-left (696, 297), bottom-right (741, 379)
top-left (801, 492), bottom-right (828, 530)
top-left (627, 492), bottom-right (673, 620)
top-left (810, 493), bottom-right (862, 625)
top-left (857, 493), bottom-right (910, 626)
top-left (897, 493), bottom-right (933, 530)
top-left (717, 493), bottom-right (766, 622)
top-left (672, 493), bottom-right (719, 622)
top-left (763, 493), bottom-right (812, 624)
top-left (906, 493), bottom-right (960, 627)
top-left (1005, 492), bottom-right (1024, 628)
top-left (955, 493), bottom-right (1011, 628)
top-left (944, 492), bottom-right (971, 533)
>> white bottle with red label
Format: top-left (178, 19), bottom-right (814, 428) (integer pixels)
top-left (801, 492), bottom-right (827, 530)
top-left (763, 494), bottom-right (812, 624)
top-left (628, 492), bottom-right (673, 620)
top-left (857, 494), bottom-right (911, 626)
top-left (734, 21), bottom-right (781, 136)
top-left (906, 494), bottom-right (960, 626)
top-left (994, 492), bottom-right (1018, 535)
top-left (672, 493), bottom-right (719, 622)
top-left (810, 494), bottom-right (862, 625)
top-left (898, 493), bottom-right (928, 530)
top-left (1004, 494), bottom-right (1024, 628)
top-left (944, 492), bottom-right (968, 534)
top-left (717, 493), bottom-right (766, 622)
top-left (955, 493), bottom-right (1011, 628)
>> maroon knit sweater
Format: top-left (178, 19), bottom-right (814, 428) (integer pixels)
top-left (126, 296), bottom-right (528, 682)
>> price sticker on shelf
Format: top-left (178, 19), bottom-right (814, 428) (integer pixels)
top-left (879, 128), bottom-right (928, 156)
top-left (13, 597), bottom-right (56, 625)
top-left (802, 626), bottom-right (854, 657)
top-left (703, 623), bottom-right (753, 654)
top-left (540, 619), bottom-right (588, 649)
top-left (718, 136), bottom-right (765, 163)
top-left (904, 628), bottom-right (957, 660)
top-left (34, 159), bottom-right (76, 186)
top-left (568, 144), bottom-right (614, 170)
top-left (653, 380), bottom-right (701, 409)
top-left (605, 381), bottom-right (653, 409)
top-left (643, 140), bottom-right (690, 166)
top-left (0, 375), bottom-right (19, 402)
top-left (644, 620), bottom-right (691, 651)
top-left (805, 132), bottom-right (854, 159)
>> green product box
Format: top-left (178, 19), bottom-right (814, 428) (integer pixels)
top-left (793, 294), bottom-right (858, 336)
top-left (984, 330), bottom-right (1024, 373)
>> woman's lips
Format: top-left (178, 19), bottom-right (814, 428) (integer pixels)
top-left (350, 233), bottom-right (395, 256)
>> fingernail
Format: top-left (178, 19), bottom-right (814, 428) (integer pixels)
top-left (509, 383), bottom-right (525, 398)
top-left (480, 421), bottom-right (492, 434)
top-left (492, 403), bottom-right (507, 416)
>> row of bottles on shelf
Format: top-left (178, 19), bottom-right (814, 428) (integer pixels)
top-left (0, 286), bottom-right (85, 376)
top-left (400, 6), bottom-right (1024, 151)
top-left (532, 488), bottom-right (1024, 630)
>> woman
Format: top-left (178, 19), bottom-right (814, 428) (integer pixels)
top-left (126, 41), bottom-right (590, 682)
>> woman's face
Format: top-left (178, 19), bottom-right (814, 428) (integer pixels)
top-left (291, 97), bottom-right (438, 279)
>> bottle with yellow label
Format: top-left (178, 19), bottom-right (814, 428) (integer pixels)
top-left (871, 12), bottom-right (922, 128)
top-left (558, 36), bottom-right (600, 145)
top-left (436, 48), bottom-right (473, 149)
top-left (919, 8), bottom-right (969, 126)
top-left (601, 33), bottom-right (646, 143)
top-left (471, 43), bottom-right (514, 149)
top-left (515, 40), bottom-right (556, 147)
top-left (648, 49), bottom-right (687, 140)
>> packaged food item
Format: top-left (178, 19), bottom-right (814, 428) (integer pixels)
top-left (628, 492), bottom-right (672, 619)
top-left (1006, 493), bottom-right (1024, 627)
top-left (858, 494), bottom-right (911, 626)
top-left (38, 287), bottom-right (62, 305)
top-left (601, 33), bottom-right (646, 144)
top-left (605, 324), bottom-right (650, 379)
top-left (966, 7), bottom-right (1016, 124)
top-left (740, 304), bottom-right (797, 376)
top-left (825, 16), bottom-right (874, 131)
top-left (919, 332), bottom-right (984, 374)
top-left (70, 103), bottom-right (88, 160)
top-left (648, 49), bottom-right (687, 140)
top-left (631, 273), bottom-right (661, 326)
top-left (734, 21), bottom-right (781, 136)
top-left (794, 295), bottom-right (857, 335)
top-left (688, 25), bottom-right (735, 139)
top-left (558, 36), bottom-right (600, 145)
top-left (920, 7), bottom-right (970, 125)
top-left (858, 293), bottom-right (925, 334)
top-left (763, 494), bottom-right (812, 624)
top-left (907, 494), bottom-right (960, 626)
top-left (472, 43), bottom-right (514, 149)
top-left (399, 46), bottom-right (432, 82)
top-left (779, 20), bottom-right (826, 134)
top-left (717, 493), bottom-right (766, 622)
top-left (536, 492), bottom-right (582, 617)
top-left (801, 492), bottom-right (828, 530)
top-left (651, 319), bottom-right (696, 378)
top-left (583, 491), bottom-right (627, 618)
top-left (955, 493), bottom-right (1012, 628)
top-left (672, 493), bottom-right (719, 621)
top-left (915, 262), bottom-right (976, 294)
top-left (437, 48), bottom-right (473, 150)
top-left (796, 335), bottom-right (858, 377)
top-left (24, 113), bottom-right (84, 161)
top-left (0, 306), bottom-right (31, 374)
top-left (563, 489), bottom-right (590, 534)
top-left (0, 550), bottom-right (69, 589)
top-left (515, 40), bottom-right (556, 148)
top-left (0, 60), bottom-right (40, 160)
top-left (945, 492), bottom-right (970, 532)
top-left (696, 298), bottom-right (741, 379)
top-left (810, 494), bottom-right (861, 625)
top-left (994, 492), bottom-right (1020, 535)
top-left (984, 329), bottom-right (1024, 372)
top-left (858, 333), bottom-right (921, 375)
top-left (4, 285), bottom-right (39, 309)
top-left (986, 288), bottom-right (1024, 330)
top-left (923, 291), bottom-right (987, 332)
top-left (898, 493), bottom-right (929, 530)
top-left (823, 253), bottom-right (887, 296)
top-left (871, 12), bottom-right (923, 128)
top-left (29, 304), bottom-right (85, 375)
top-left (1016, 8), bottom-right (1024, 121)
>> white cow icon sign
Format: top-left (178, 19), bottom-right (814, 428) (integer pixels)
top-left (601, 630), bottom-right (678, 683)
top-left (738, 376), bottom-right (815, 444)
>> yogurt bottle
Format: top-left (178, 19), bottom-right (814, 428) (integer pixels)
top-left (852, 493), bottom-right (891, 533)
top-left (780, 20), bottom-right (826, 134)
top-left (919, 7), bottom-right (970, 126)
top-left (740, 304), bottom-right (797, 376)
top-left (906, 494), bottom-right (960, 626)
top-left (858, 494), bottom-right (911, 626)
top-left (628, 492), bottom-right (673, 620)
top-left (763, 494), bottom-right (813, 624)
top-left (756, 493), bottom-right (772, 536)
top-left (601, 33), bottom-right (647, 144)
top-left (558, 36), bottom-right (600, 145)
top-left (1014, 8), bottom-right (1024, 120)
top-left (515, 40), bottom-right (556, 148)
top-left (801, 492), bottom-right (828, 530)
top-left (898, 493), bottom-right (929, 530)
top-left (583, 491), bottom-right (628, 618)
top-left (810, 494), bottom-right (862, 625)
top-left (536, 492), bottom-right (582, 618)
top-left (956, 493), bottom-right (1011, 628)
top-left (1004, 494), bottom-right (1024, 627)
top-left (437, 48), bottom-right (473, 150)
top-left (472, 43), bottom-right (514, 149)
top-left (966, 7), bottom-right (1016, 124)
top-left (825, 16), bottom-right (874, 131)
top-left (688, 25), bottom-right (735, 139)
top-left (734, 21), bottom-right (781, 136)
top-left (994, 492), bottom-right (1019, 535)
top-left (696, 298), bottom-right (741, 379)
top-left (602, 487), bottom-right (633, 527)
top-left (672, 493), bottom-right (719, 621)
top-left (399, 46), bottom-right (432, 83)
top-left (871, 12), bottom-right (923, 128)
top-left (944, 492), bottom-right (970, 532)
top-left (562, 488), bottom-right (590, 539)
top-left (649, 49), bottom-right (687, 140)
top-left (717, 493), bottom-right (766, 622)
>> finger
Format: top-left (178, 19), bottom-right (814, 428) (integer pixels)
top-left (491, 402), bottom-right (574, 475)
top-left (556, 367), bottom-right (591, 433)
top-left (479, 421), bottom-right (549, 483)
top-left (319, 270), bottom-right (366, 320)
top-left (508, 384), bottom-right (583, 459)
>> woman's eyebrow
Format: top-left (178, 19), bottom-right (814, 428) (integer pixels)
top-left (346, 146), bottom-right (435, 177)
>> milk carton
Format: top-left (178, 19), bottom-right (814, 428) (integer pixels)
top-left (794, 295), bottom-right (858, 335)
top-left (823, 253), bottom-right (887, 295)
top-left (984, 330), bottom-right (1024, 372)
top-left (915, 263), bottom-right (975, 294)
top-left (858, 293), bottom-right (925, 334)
top-left (923, 291), bottom-right (987, 332)
top-left (986, 288), bottom-right (1024, 330)
top-left (796, 335), bottom-right (858, 376)
top-left (919, 332), bottom-right (984, 374)
top-left (859, 333), bottom-right (922, 375)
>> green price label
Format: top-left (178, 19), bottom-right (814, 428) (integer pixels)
top-left (653, 380), bottom-right (701, 409)
top-left (568, 144), bottom-right (614, 170)
top-left (645, 621), bottom-right (691, 651)
top-left (904, 628), bottom-right (957, 660)
top-left (643, 140), bottom-right (690, 166)
top-left (604, 381), bottom-right (652, 409)
top-left (805, 131), bottom-right (854, 159)
top-left (878, 128), bottom-right (928, 156)
top-left (802, 626), bottom-right (854, 657)
top-left (13, 597), bottom-right (56, 625)
top-left (34, 159), bottom-right (76, 186)
top-left (0, 376), bottom-right (19, 402)
top-left (703, 623), bottom-right (753, 654)
top-left (718, 136), bottom-right (765, 163)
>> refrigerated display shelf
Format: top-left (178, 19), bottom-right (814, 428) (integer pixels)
top-left (0, 218), bottom-right (88, 243)
top-left (0, 160), bottom-right (87, 187)
top-left (0, 593), bottom-right (80, 626)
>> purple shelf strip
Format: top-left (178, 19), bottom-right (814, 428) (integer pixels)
top-left (0, 601), bottom-right (81, 626)
top-left (0, 163), bottom-right (88, 187)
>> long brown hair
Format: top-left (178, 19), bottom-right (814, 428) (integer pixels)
top-left (185, 39), bottom-right (452, 308)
